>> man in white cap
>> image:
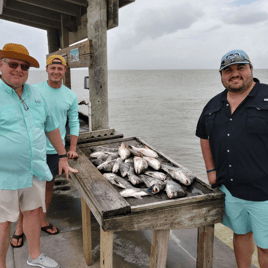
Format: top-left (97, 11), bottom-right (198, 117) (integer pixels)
top-left (0, 43), bottom-right (78, 268)
top-left (12, 55), bottom-right (80, 243)
top-left (196, 50), bottom-right (268, 267)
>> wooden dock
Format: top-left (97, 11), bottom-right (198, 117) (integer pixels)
top-left (68, 136), bottom-right (225, 268)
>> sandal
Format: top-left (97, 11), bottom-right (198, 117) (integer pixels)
top-left (41, 223), bottom-right (60, 235)
top-left (10, 232), bottom-right (24, 248)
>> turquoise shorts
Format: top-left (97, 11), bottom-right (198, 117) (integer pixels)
top-left (220, 185), bottom-right (268, 249)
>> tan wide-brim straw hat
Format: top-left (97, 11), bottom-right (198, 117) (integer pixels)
top-left (0, 43), bottom-right (39, 68)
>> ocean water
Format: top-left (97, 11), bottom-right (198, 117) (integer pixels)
top-left (28, 69), bottom-right (268, 182)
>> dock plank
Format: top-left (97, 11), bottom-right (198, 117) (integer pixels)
top-left (68, 147), bottom-right (131, 219)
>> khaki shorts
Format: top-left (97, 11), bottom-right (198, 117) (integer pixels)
top-left (0, 176), bottom-right (46, 223)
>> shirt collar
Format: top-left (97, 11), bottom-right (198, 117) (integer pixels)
top-left (0, 78), bottom-right (29, 99)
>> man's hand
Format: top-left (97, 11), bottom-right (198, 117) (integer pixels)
top-left (58, 158), bottom-right (79, 180)
top-left (67, 150), bottom-right (79, 159)
top-left (207, 171), bottom-right (216, 185)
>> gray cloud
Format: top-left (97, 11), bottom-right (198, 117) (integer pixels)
top-left (225, 11), bottom-right (268, 25)
top-left (135, 3), bottom-right (204, 40)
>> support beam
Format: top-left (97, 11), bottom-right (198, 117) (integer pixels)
top-left (47, 28), bottom-right (60, 54)
top-left (5, 0), bottom-right (61, 21)
top-left (0, 14), bottom-right (50, 30)
top-left (0, 0), bottom-right (3, 14)
top-left (87, 0), bottom-right (109, 131)
top-left (81, 197), bottom-right (93, 266)
top-left (150, 229), bottom-right (170, 268)
top-left (196, 225), bottom-right (214, 268)
top-left (119, 0), bottom-right (135, 8)
top-left (61, 14), bottom-right (71, 89)
top-left (2, 7), bottom-right (61, 28)
top-left (107, 0), bottom-right (118, 30)
top-left (64, 0), bottom-right (87, 7)
top-left (16, 0), bottom-right (80, 17)
top-left (100, 229), bottom-right (113, 268)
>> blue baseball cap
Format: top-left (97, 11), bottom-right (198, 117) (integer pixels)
top-left (219, 49), bottom-right (252, 71)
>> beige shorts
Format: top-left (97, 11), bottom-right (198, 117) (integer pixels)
top-left (0, 176), bottom-right (46, 223)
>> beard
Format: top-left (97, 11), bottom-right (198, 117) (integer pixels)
top-left (222, 75), bottom-right (254, 93)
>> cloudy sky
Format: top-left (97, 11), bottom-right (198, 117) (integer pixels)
top-left (1, 0), bottom-right (268, 69)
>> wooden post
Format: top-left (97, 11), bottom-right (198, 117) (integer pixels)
top-left (81, 197), bottom-right (92, 266)
top-left (61, 14), bottom-right (71, 89)
top-left (47, 28), bottom-right (60, 54)
top-left (150, 229), bottom-right (170, 268)
top-left (196, 225), bottom-right (214, 268)
top-left (87, 0), bottom-right (109, 131)
top-left (100, 229), bottom-right (113, 268)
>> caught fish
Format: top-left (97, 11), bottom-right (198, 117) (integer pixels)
top-left (89, 151), bottom-right (106, 158)
top-left (118, 142), bottom-right (131, 160)
top-left (139, 174), bottom-right (166, 194)
top-left (162, 165), bottom-right (195, 186)
top-left (127, 167), bottom-right (144, 185)
top-left (91, 146), bottom-right (118, 153)
top-left (128, 145), bottom-right (158, 158)
top-left (143, 156), bottom-right (161, 170)
top-left (119, 161), bottom-right (132, 177)
top-left (97, 159), bottom-right (116, 172)
top-left (165, 177), bottom-right (187, 199)
top-left (134, 156), bottom-right (148, 174)
top-left (91, 154), bottom-right (117, 166)
top-left (120, 186), bottom-right (154, 199)
top-left (103, 173), bottom-right (133, 189)
top-left (127, 145), bottom-right (143, 157)
top-left (125, 158), bottom-right (134, 164)
top-left (145, 171), bottom-right (166, 181)
top-left (112, 157), bottom-right (123, 173)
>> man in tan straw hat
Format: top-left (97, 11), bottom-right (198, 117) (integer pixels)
top-left (12, 55), bottom-right (80, 241)
top-left (0, 43), bottom-right (78, 268)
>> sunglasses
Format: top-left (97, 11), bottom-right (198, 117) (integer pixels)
top-left (220, 54), bottom-right (250, 70)
top-left (2, 58), bottom-right (30, 71)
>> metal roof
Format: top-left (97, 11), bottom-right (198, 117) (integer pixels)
top-left (0, 0), bottom-right (135, 31)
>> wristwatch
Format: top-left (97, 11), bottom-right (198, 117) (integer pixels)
top-left (58, 153), bottom-right (68, 158)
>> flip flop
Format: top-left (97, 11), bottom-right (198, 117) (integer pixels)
top-left (10, 232), bottom-right (24, 248)
top-left (41, 223), bottom-right (60, 235)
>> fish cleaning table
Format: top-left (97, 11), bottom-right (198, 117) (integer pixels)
top-left (68, 136), bottom-right (225, 268)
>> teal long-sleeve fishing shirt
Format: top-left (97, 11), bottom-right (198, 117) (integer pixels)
top-left (0, 79), bottom-right (59, 190)
top-left (34, 81), bottom-right (80, 154)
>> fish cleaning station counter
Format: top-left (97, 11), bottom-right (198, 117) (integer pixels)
top-left (67, 133), bottom-right (225, 268)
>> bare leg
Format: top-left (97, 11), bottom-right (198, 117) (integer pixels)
top-left (23, 208), bottom-right (41, 260)
top-left (258, 247), bottom-right (268, 268)
top-left (233, 232), bottom-right (254, 268)
top-left (0, 222), bottom-right (11, 268)
top-left (10, 210), bottom-right (23, 247)
top-left (40, 176), bottom-right (58, 234)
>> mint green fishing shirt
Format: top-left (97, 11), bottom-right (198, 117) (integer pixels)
top-left (34, 81), bottom-right (79, 154)
top-left (0, 79), bottom-right (59, 190)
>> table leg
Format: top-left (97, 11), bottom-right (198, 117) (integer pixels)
top-left (100, 228), bottom-right (113, 268)
top-left (150, 229), bottom-right (170, 268)
top-left (81, 197), bottom-right (92, 266)
top-left (196, 224), bottom-right (214, 268)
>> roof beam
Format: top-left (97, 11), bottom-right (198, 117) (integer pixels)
top-left (5, 0), bottom-right (61, 21)
top-left (0, 14), bottom-right (50, 30)
top-left (0, 0), bottom-right (3, 14)
top-left (15, 0), bottom-right (80, 17)
top-left (119, 0), bottom-right (135, 8)
top-left (63, 0), bottom-right (87, 7)
top-left (2, 7), bottom-right (61, 28)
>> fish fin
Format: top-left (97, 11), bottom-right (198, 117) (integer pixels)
top-left (114, 179), bottom-right (126, 189)
top-left (133, 195), bottom-right (143, 199)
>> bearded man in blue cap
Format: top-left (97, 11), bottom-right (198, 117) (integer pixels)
top-left (196, 50), bottom-right (268, 267)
